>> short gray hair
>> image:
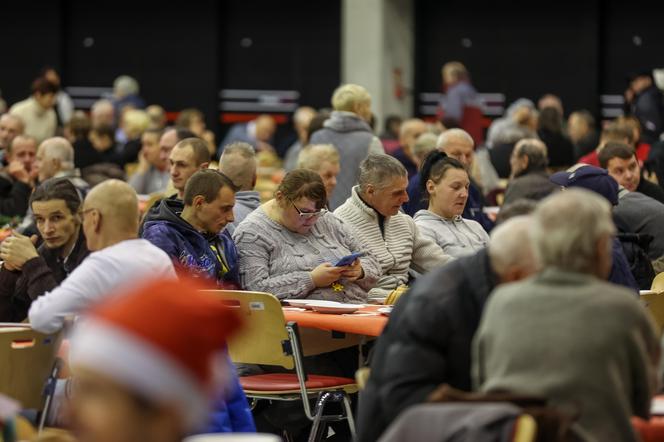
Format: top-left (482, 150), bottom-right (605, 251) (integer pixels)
top-left (514, 138), bottom-right (549, 170)
top-left (113, 75), bottom-right (140, 98)
top-left (218, 142), bottom-right (256, 191)
top-left (413, 132), bottom-right (438, 162)
top-left (532, 188), bottom-right (615, 274)
top-left (40, 137), bottom-right (75, 170)
top-left (436, 128), bottom-right (474, 150)
top-left (358, 154), bottom-right (407, 193)
top-left (488, 215), bottom-right (537, 277)
top-left (297, 144), bottom-right (339, 170)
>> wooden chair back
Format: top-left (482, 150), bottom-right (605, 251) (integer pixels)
top-left (0, 326), bottom-right (61, 409)
top-left (202, 290), bottom-right (294, 369)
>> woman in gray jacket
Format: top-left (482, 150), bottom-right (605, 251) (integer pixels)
top-left (414, 151), bottom-right (489, 258)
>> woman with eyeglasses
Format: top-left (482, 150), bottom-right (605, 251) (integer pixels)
top-left (413, 151), bottom-right (489, 258)
top-left (233, 169), bottom-right (380, 302)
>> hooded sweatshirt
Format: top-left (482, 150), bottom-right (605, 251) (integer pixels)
top-left (225, 190), bottom-right (261, 236)
top-left (142, 198), bottom-right (240, 287)
top-left (413, 210), bottom-right (489, 258)
top-left (310, 111), bottom-right (384, 209)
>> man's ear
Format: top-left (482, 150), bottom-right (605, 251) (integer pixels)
top-left (200, 162), bottom-right (210, 171)
top-left (192, 195), bottom-right (206, 208)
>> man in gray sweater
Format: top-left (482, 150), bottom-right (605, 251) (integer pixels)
top-left (310, 83), bottom-right (384, 210)
top-left (473, 188), bottom-right (659, 442)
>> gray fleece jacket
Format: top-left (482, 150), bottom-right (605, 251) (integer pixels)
top-left (310, 111), bottom-right (384, 210)
top-left (413, 210), bottom-right (489, 258)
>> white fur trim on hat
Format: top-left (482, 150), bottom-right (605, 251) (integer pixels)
top-left (69, 318), bottom-right (210, 429)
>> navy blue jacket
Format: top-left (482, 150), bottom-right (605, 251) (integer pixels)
top-left (142, 198), bottom-right (240, 287)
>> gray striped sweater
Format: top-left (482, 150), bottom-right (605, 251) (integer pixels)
top-left (334, 186), bottom-right (453, 298)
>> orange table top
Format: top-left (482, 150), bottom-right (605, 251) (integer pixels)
top-left (283, 305), bottom-right (388, 337)
top-left (633, 416), bottom-right (664, 442)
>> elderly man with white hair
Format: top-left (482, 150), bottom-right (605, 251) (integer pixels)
top-left (335, 154), bottom-right (452, 300)
top-left (297, 143), bottom-right (340, 203)
top-left (112, 75), bottom-right (145, 113)
top-left (473, 188), bottom-right (659, 442)
top-left (356, 215), bottom-right (537, 442)
top-left (35, 137), bottom-right (89, 195)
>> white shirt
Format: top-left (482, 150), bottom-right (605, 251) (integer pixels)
top-left (29, 239), bottom-right (177, 333)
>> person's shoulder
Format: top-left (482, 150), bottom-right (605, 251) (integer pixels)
top-left (233, 208), bottom-right (272, 239)
top-left (393, 210), bottom-right (416, 228)
top-left (406, 252), bottom-right (483, 304)
top-left (463, 217), bottom-right (487, 232)
top-left (9, 98), bottom-right (30, 114)
top-left (142, 219), bottom-right (178, 237)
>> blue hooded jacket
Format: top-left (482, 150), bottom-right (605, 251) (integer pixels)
top-left (197, 359), bottom-right (256, 434)
top-left (142, 198), bottom-right (240, 287)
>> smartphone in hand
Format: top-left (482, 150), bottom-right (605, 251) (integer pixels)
top-left (334, 252), bottom-right (366, 267)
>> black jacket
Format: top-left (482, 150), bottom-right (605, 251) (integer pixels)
top-left (632, 85), bottom-right (664, 145)
top-left (357, 249), bottom-right (498, 442)
top-left (636, 177), bottom-right (664, 205)
top-left (0, 229), bottom-right (89, 321)
top-left (0, 173), bottom-right (31, 218)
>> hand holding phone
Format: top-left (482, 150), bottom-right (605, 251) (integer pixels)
top-left (334, 252), bottom-right (366, 267)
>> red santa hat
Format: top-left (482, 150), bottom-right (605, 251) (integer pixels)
top-left (69, 276), bottom-right (242, 429)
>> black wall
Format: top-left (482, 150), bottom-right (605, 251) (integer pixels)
top-left (0, 0), bottom-right (341, 141)
top-left (415, 0), bottom-right (664, 118)
top-left (2, 0), bottom-right (663, 134)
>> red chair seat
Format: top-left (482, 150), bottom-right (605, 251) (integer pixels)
top-left (240, 373), bottom-right (355, 391)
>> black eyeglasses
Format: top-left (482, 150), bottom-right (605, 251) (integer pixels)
top-left (288, 198), bottom-right (326, 219)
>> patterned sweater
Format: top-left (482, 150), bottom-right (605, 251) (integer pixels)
top-left (334, 186), bottom-right (453, 298)
top-left (232, 206), bottom-right (380, 303)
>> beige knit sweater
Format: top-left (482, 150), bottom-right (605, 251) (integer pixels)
top-left (335, 186), bottom-right (453, 298)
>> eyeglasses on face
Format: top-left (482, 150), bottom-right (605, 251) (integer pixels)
top-left (287, 197), bottom-right (326, 219)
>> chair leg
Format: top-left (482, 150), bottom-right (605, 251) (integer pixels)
top-left (282, 429), bottom-right (295, 442)
top-left (308, 392), bottom-right (331, 442)
top-left (307, 391), bottom-right (356, 442)
top-left (342, 393), bottom-right (356, 440)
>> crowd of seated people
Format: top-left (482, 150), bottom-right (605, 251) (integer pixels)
top-left (1, 66), bottom-right (664, 442)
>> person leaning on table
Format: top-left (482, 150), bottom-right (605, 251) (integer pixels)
top-left (232, 168), bottom-right (380, 303)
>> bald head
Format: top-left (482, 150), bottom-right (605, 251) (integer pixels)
top-left (218, 142), bottom-right (257, 191)
top-left (0, 114), bottom-right (25, 150)
top-left (255, 115), bottom-right (276, 142)
top-left (83, 180), bottom-right (138, 250)
top-left (487, 215), bottom-right (538, 283)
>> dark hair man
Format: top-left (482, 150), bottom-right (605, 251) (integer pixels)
top-left (0, 178), bottom-right (89, 321)
top-left (142, 169), bottom-right (240, 287)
